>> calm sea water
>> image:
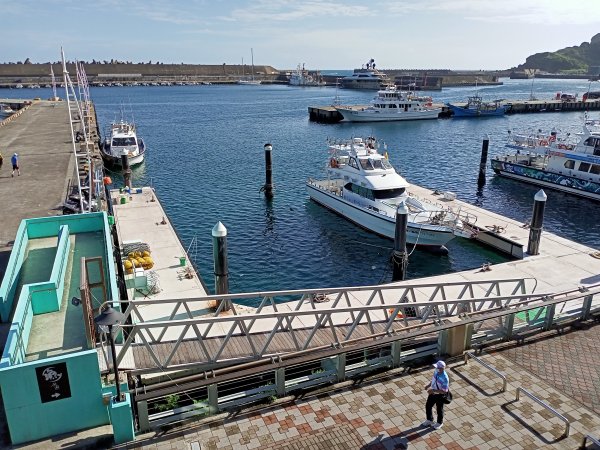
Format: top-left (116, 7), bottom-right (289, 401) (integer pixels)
top-left (4, 78), bottom-right (599, 297)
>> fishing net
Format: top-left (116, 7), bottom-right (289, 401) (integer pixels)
top-left (122, 242), bottom-right (150, 255)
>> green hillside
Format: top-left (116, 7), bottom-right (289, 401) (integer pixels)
top-left (517, 33), bottom-right (600, 73)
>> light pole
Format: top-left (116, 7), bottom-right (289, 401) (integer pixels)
top-left (94, 306), bottom-right (126, 402)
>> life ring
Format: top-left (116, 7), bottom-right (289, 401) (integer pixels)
top-left (388, 308), bottom-right (404, 319)
top-left (330, 158), bottom-right (338, 168)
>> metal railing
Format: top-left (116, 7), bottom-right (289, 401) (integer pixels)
top-left (515, 387), bottom-right (570, 438)
top-left (581, 434), bottom-right (600, 448)
top-left (114, 278), bottom-right (540, 372)
top-left (110, 280), bottom-right (600, 375)
top-left (128, 286), bottom-right (600, 431)
top-left (463, 352), bottom-right (507, 392)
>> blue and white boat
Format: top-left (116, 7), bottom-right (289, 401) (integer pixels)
top-left (447, 94), bottom-right (507, 117)
top-left (491, 121), bottom-right (600, 201)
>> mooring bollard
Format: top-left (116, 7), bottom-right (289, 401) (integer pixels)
top-left (263, 143), bottom-right (273, 198)
top-left (120, 149), bottom-right (132, 189)
top-left (477, 135), bottom-right (489, 188)
top-left (212, 221), bottom-right (231, 311)
top-left (527, 189), bottom-right (547, 255)
top-left (392, 200), bottom-right (409, 281)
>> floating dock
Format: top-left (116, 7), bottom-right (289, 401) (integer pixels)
top-left (109, 187), bottom-right (210, 332)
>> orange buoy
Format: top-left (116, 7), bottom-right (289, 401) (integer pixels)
top-left (103, 176), bottom-right (112, 185)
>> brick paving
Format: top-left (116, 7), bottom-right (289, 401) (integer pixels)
top-left (17, 323), bottom-right (600, 449)
top-left (489, 322), bottom-right (600, 416)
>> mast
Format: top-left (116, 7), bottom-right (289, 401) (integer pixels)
top-left (251, 48), bottom-right (255, 81)
top-left (50, 65), bottom-right (57, 99)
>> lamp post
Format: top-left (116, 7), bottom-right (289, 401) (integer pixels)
top-left (94, 306), bottom-right (126, 402)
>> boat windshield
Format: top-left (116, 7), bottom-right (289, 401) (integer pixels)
top-left (359, 158), bottom-right (393, 170)
top-left (113, 137), bottom-right (137, 146)
top-left (373, 188), bottom-right (405, 199)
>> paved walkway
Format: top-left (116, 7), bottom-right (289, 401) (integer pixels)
top-left (15, 322), bottom-right (600, 450)
top-left (0, 101), bottom-right (73, 283)
top-left (117, 326), bottom-right (600, 449)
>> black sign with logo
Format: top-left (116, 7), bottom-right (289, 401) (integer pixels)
top-left (35, 362), bottom-right (72, 403)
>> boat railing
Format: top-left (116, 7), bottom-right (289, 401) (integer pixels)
top-left (407, 192), bottom-right (445, 211)
top-left (307, 179), bottom-right (344, 198)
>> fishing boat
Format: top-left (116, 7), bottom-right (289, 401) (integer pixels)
top-left (335, 86), bottom-right (441, 122)
top-left (237, 48), bottom-right (261, 85)
top-left (100, 117), bottom-right (146, 167)
top-left (447, 94), bottom-right (507, 117)
top-left (340, 59), bottom-right (391, 90)
top-left (289, 63), bottom-right (325, 87)
top-left (306, 137), bottom-right (476, 251)
top-left (491, 121), bottom-right (600, 201)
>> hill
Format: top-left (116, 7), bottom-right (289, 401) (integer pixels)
top-left (517, 33), bottom-right (600, 73)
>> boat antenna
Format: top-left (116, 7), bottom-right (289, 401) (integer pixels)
top-left (128, 97), bottom-right (136, 127)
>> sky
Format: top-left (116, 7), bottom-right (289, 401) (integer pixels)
top-left (2, 0), bottom-right (600, 70)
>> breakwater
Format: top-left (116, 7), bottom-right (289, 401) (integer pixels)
top-left (0, 64), bottom-right (508, 89)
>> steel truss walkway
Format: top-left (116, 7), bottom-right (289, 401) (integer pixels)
top-left (97, 277), bottom-right (573, 374)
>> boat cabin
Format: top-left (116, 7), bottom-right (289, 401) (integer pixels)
top-left (344, 182), bottom-right (406, 200)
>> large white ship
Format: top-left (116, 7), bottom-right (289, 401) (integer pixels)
top-left (336, 86), bottom-right (441, 122)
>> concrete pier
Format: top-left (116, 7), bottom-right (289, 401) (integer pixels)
top-left (0, 100), bottom-right (74, 277)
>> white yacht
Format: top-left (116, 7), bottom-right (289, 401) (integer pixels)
top-left (336, 86), bottom-right (441, 122)
top-left (0, 104), bottom-right (14, 116)
top-left (100, 119), bottom-right (146, 167)
top-left (289, 63), bottom-right (325, 87)
top-left (306, 137), bottom-right (475, 251)
top-left (491, 121), bottom-right (600, 201)
top-left (341, 59), bottom-right (391, 90)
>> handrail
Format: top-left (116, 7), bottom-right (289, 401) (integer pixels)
top-left (515, 387), bottom-right (570, 437)
top-left (463, 352), bottom-right (507, 392)
top-left (122, 276), bottom-right (544, 305)
top-left (581, 434), bottom-right (600, 448)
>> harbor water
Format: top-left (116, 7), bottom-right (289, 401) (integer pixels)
top-left (4, 78), bottom-right (599, 297)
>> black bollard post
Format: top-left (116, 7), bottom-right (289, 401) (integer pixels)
top-left (120, 149), bottom-right (132, 189)
top-left (392, 201), bottom-right (409, 281)
top-left (263, 143), bottom-right (273, 198)
top-left (477, 135), bottom-right (489, 188)
top-left (527, 189), bottom-right (547, 255)
top-left (212, 221), bottom-right (231, 311)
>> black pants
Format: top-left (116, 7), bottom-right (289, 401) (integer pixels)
top-left (425, 393), bottom-right (445, 424)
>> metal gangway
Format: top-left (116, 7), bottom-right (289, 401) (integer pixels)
top-left (61, 49), bottom-right (98, 213)
top-left (98, 277), bottom-right (600, 376)
top-left (98, 277), bottom-right (537, 373)
top-left (97, 278), bottom-right (600, 432)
